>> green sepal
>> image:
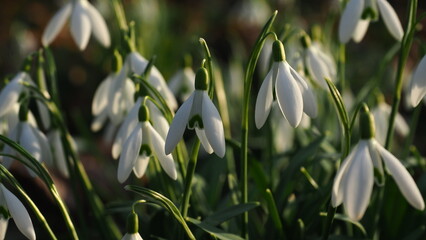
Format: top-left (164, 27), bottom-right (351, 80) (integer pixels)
top-left (126, 212), bottom-right (139, 234)
top-left (272, 40), bottom-right (286, 62)
top-left (138, 105), bottom-right (150, 122)
top-left (195, 67), bottom-right (208, 91)
top-left (112, 50), bottom-right (123, 73)
top-left (359, 103), bottom-right (375, 139)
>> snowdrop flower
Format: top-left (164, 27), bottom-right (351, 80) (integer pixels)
top-left (168, 66), bottom-right (195, 102)
top-left (112, 97), bottom-right (169, 159)
top-left (255, 39), bottom-right (317, 129)
top-left (0, 184), bottom-right (36, 240)
top-left (117, 104), bottom-right (176, 183)
top-left (165, 67), bottom-right (225, 158)
top-left (332, 104), bottom-right (424, 221)
top-left (0, 72), bottom-right (32, 118)
top-left (91, 52), bottom-right (135, 130)
top-left (3, 106), bottom-right (52, 173)
top-left (42, 0), bottom-right (110, 50)
top-left (123, 52), bottom-right (177, 111)
top-left (301, 34), bottom-right (336, 89)
top-left (371, 99), bottom-right (408, 145)
top-left (122, 212), bottom-right (143, 240)
top-left (339, 0), bottom-right (403, 43)
top-left (47, 129), bottom-right (70, 177)
top-left (409, 55), bottom-right (426, 107)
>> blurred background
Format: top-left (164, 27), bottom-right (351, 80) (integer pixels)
top-left (0, 0), bottom-right (426, 239)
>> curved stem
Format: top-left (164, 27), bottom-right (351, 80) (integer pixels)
top-left (240, 11), bottom-right (277, 239)
top-left (181, 140), bottom-right (201, 218)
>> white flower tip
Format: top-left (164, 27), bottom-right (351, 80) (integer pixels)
top-left (112, 144), bottom-right (121, 159)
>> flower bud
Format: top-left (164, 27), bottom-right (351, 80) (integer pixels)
top-left (272, 40), bottom-right (286, 62)
top-left (112, 50), bottom-right (123, 73)
top-left (359, 103), bottom-right (375, 139)
top-left (300, 33), bottom-right (312, 49)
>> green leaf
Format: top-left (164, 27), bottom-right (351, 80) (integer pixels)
top-left (324, 77), bottom-right (349, 131)
top-left (187, 217), bottom-right (245, 240)
top-left (203, 202), bottom-right (260, 226)
top-left (319, 212), bottom-right (367, 236)
top-left (125, 185), bottom-right (195, 240)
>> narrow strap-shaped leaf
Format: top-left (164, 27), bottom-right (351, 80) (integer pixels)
top-left (125, 185), bottom-right (195, 240)
top-left (187, 217), bottom-right (245, 240)
top-left (203, 202), bottom-right (259, 226)
top-left (320, 212), bottom-right (367, 236)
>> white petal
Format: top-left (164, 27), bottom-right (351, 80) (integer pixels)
top-left (195, 128), bottom-right (214, 154)
top-left (31, 126), bottom-right (53, 166)
top-left (20, 123), bottom-right (42, 162)
top-left (149, 67), bottom-right (178, 111)
top-left (122, 233), bottom-right (144, 240)
top-left (112, 98), bottom-right (141, 159)
top-left (331, 143), bottom-right (358, 207)
top-left (339, 0), bottom-right (364, 43)
top-left (410, 56), bottom-right (426, 107)
top-left (352, 20), bottom-right (370, 43)
top-left (109, 78), bottom-right (135, 124)
top-left (147, 123), bottom-right (177, 180)
top-left (306, 47), bottom-right (330, 89)
top-left (147, 101), bottom-right (169, 139)
top-left (165, 93), bottom-right (194, 154)
top-left (91, 109), bottom-right (108, 132)
top-left (342, 141), bottom-right (374, 221)
top-left (36, 99), bottom-right (51, 129)
top-left (42, 3), bottom-right (72, 46)
top-left (375, 143), bottom-right (425, 210)
top-left (368, 139), bottom-right (384, 177)
top-left (48, 130), bottom-right (69, 177)
top-left (377, 0), bottom-right (404, 41)
top-left (84, 1), bottom-right (110, 47)
top-left (289, 67), bottom-right (318, 118)
top-left (1, 185), bottom-right (35, 240)
top-left (92, 74), bottom-right (113, 115)
top-left (0, 73), bottom-right (25, 118)
top-left (70, 1), bottom-right (92, 50)
top-left (0, 217), bottom-right (8, 240)
top-left (117, 125), bottom-right (142, 183)
top-left (275, 62), bottom-right (303, 127)
top-left (201, 92), bottom-right (225, 158)
top-left (129, 52), bottom-right (148, 75)
top-left (133, 155), bottom-right (150, 179)
top-left (395, 112), bottom-right (409, 137)
top-left (255, 70), bottom-right (274, 129)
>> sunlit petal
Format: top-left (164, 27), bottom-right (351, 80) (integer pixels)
top-left (275, 62), bottom-right (303, 127)
top-left (342, 141), bottom-right (374, 221)
top-left (195, 128), bottom-right (214, 154)
top-left (0, 73), bottom-right (25, 118)
top-left (339, 0), bottom-right (364, 43)
top-left (377, 0), bottom-right (403, 41)
top-left (352, 20), bottom-right (369, 43)
top-left (202, 92), bottom-right (225, 157)
top-left (306, 47), bottom-right (330, 89)
top-left (289, 67), bottom-right (318, 118)
top-left (92, 74), bottom-right (113, 115)
top-left (375, 143), bottom-right (425, 210)
top-left (133, 155), bottom-right (150, 179)
top-left (84, 1), bottom-right (110, 47)
top-left (165, 93), bottom-right (194, 154)
top-left (70, 1), bottom-right (91, 50)
top-left (1, 185), bottom-right (35, 240)
top-left (255, 69), bottom-right (274, 129)
top-left (42, 3), bottom-right (72, 46)
top-left (117, 125), bottom-right (142, 183)
top-left (332, 143), bottom-right (358, 207)
top-left (410, 55), bottom-right (426, 107)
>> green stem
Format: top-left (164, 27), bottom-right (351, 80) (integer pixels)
top-left (0, 165), bottom-right (57, 240)
top-left (240, 11), bottom-right (277, 239)
top-left (110, 0), bottom-right (128, 31)
top-left (181, 140), bottom-right (201, 218)
top-left (0, 135), bottom-right (79, 240)
top-left (385, 0), bottom-right (418, 150)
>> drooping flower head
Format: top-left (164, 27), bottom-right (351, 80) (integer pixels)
top-left (0, 184), bottom-right (36, 240)
top-left (255, 39), bottom-right (317, 129)
top-left (339, 0), bottom-right (403, 43)
top-left (409, 55), bottom-right (426, 107)
top-left (42, 0), bottom-right (110, 50)
top-left (165, 67), bottom-right (225, 158)
top-left (300, 33), bottom-right (336, 89)
top-left (332, 104), bottom-right (424, 220)
top-left (117, 104), bottom-right (177, 183)
top-left (121, 212), bottom-right (143, 240)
